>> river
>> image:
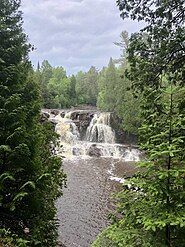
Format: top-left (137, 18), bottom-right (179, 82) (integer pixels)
top-left (43, 109), bottom-right (140, 247)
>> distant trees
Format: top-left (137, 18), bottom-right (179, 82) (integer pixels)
top-left (97, 33), bottom-right (141, 134)
top-left (37, 48), bottom-right (141, 135)
top-left (36, 61), bottom-right (71, 108)
top-left (39, 60), bottom-right (53, 107)
top-left (0, 1), bottom-right (66, 246)
top-left (69, 75), bottom-right (77, 106)
top-left (75, 66), bottom-right (99, 105)
top-left (35, 36), bottom-right (141, 137)
top-left (97, 58), bottom-right (118, 111)
top-left (38, 64), bottom-right (99, 108)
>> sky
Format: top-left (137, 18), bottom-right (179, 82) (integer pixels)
top-left (21, 0), bottom-right (141, 75)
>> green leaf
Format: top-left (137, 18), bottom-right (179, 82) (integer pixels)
top-left (19, 181), bottom-right (36, 190)
top-left (0, 172), bottom-right (15, 183)
top-left (13, 192), bottom-right (28, 203)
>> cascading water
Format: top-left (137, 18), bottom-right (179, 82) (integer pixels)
top-left (55, 114), bottom-right (80, 143)
top-left (45, 109), bottom-right (140, 160)
top-left (86, 113), bottom-right (115, 143)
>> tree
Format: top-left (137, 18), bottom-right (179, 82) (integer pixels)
top-left (93, 0), bottom-right (185, 246)
top-left (39, 60), bottom-right (53, 108)
top-left (97, 51), bottom-right (141, 135)
top-left (115, 67), bottom-right (141, 135)
top-left (47, 66), bottom-right (71, 108)
top-left (114, 30), bottom-right (129, 67)
top-left (75, 67), bottom-right (99, 105)
top-left (69, 75), bottom-right (77, 106)
top-left (97, 58), bottom-right (118, 111)
top-left (97, 67), bottom-right (107, 110)
top-left (0, 1), bottom-right (66, 246)
top-left (104, 58), bottom-right (118, 111)
top-left (85, 66), bottom-right (99, 105)
top-left (114, 31), bottom-right (142, 134)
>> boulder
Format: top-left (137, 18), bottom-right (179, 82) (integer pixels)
top-left (40, 112), bottom-right (50, 123)
top-left (60, 112), bottom-right (65, 118)
top-left (72, 147), bottom-right (81, 156)
top-left (51, 109), bottom-right (59, 116)
top-left (88, 144), bottom-right (102, 157)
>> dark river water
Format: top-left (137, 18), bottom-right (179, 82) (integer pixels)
top-left (57, 157), bottom-right (136, 247)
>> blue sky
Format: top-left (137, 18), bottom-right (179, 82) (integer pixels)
top-left (21, 0), bottom-right (141, 75)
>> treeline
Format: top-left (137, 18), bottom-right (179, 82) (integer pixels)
top-left (0, 1), bottom-right (66, 246)
top-left (35, 61), bottom-right (98, 108)
top-left (36, 32), bottom-right (141, 134)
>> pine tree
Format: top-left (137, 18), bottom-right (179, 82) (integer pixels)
top-left (40, 60), bottom-right (53, 108)
top-left (97, 58), bottom-right (118, 111)
top-left (0, 1), bottom-right (66, 246)
top-left (85, 66), bottom-right (99, 105)
top-left (69, 75), bottom-right (77, 106)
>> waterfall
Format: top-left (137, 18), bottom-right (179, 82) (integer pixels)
top-left (54, 112), bottom-right (80, 144)
top-left (42, 109), bottom-right (141, 160)
top-left (86, 113), bottom-right (115, 143)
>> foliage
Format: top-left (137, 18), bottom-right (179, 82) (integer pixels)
top-left (69, 75), bottom-right (77, 106)
top-left (36, 62), bottom-right (72, 108)
top-left (73, 66), bottom-right (99, 105)
top-left (93, 0), bottom-right (185, 246)
top-left (36, 32), bottom-right (141, 135)
top-left (114, 31), bottom-right (142, 134)
top-left (97, 37), bottom-right (141, 134)
top-left (37, 63), bottom-right (99, 108)
top-left (97, 58), bottom-right (118, 111)
top-left (0, 1), bottom-right (66, 246)
top-left (0, 228), bottom-right (28, 247)
top-left (92, 83), bottom-right (185, 247)
top-left (91, 227), bottom-right (117, 247)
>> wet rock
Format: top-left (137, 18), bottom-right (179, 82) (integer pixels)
top-left (88, 144), bottom-right (102, 157)
top-left (51, 109), bottom-right (59, 116)
top-left (50, 118), bottom-right (58, 125)
top-left (60, 112), bottom-right (65, 118)
top-left (40, 112), bottom-right (50, 122)
top-left (72, 147), bottom-right (81, 156)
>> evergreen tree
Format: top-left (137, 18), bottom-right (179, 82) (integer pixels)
top-left (69, 75), bottom-right (77, 106)
top-left (37, 61), bottom-right (40, 72)
top-left (93, 0), bottom-right (185, 246)
top-left (97, 67), bottom-right (107, 110)
top-left (105, 58), bottom-right (118, 111)
top-left (85, 66), bottom-right (99, 105)
top-left (115, 31), bottom-right (142, 134)
top-left (115, 67), bottom-right (141, 135)
top-left (114, 30), bottom-right (129, 67)
top-left (40, 60), bottom-right (53, 108)
top-left (97, 58), bottom-right (118, 111)
top-left (0, 1), bottom-right (66, 246)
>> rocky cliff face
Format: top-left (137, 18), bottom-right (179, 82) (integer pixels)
top-left (65, 110), bottom-right (96, 140)
top-left (41, 108), bottom-right (137, 144)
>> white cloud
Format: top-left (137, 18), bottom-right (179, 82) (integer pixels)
top-left (21, 0), bottom-right (142, 74)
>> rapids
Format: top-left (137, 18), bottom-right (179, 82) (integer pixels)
top-left (42, 109), bottom-right (140, 247)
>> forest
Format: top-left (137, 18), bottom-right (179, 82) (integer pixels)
top-left (35, 43), bottom-right (141, 135)
top-left (0, 0), bottom-right (185, 247)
